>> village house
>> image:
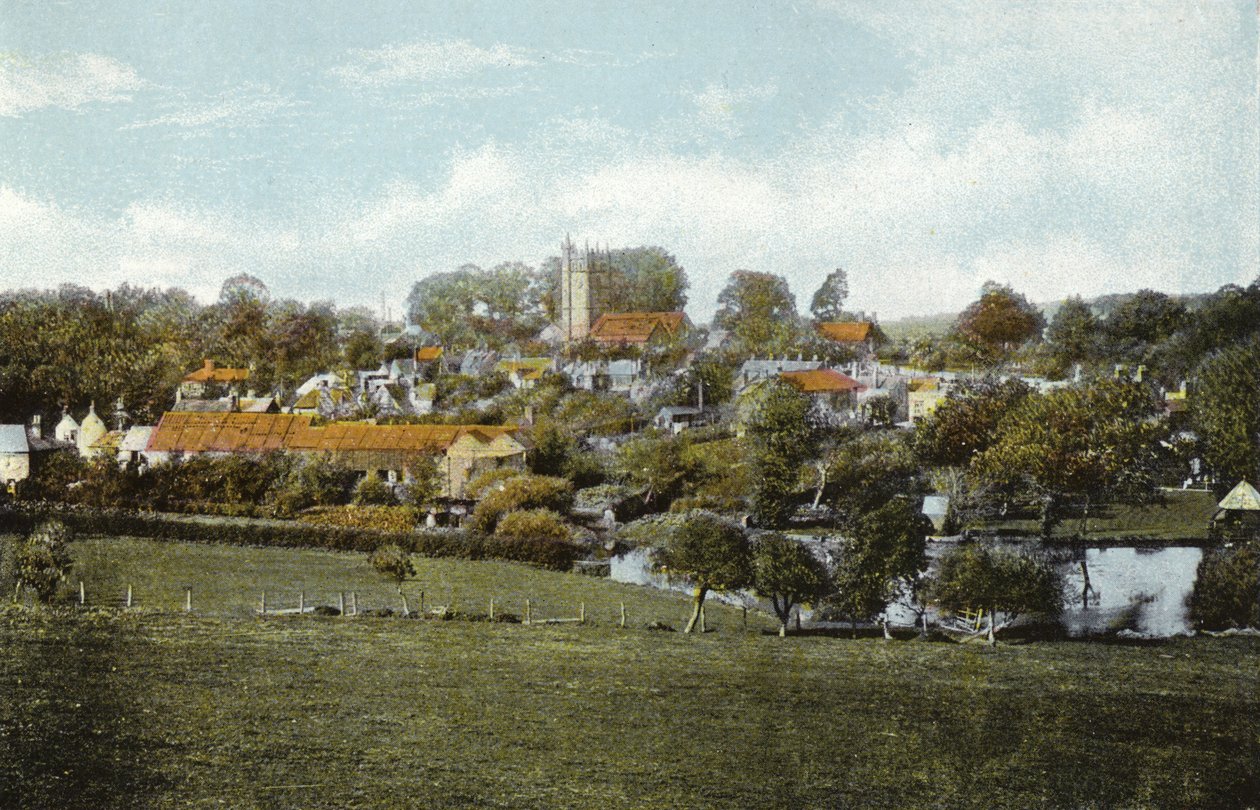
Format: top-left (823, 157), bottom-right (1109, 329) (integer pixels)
top-left (179, 359), bottom-right (250, 399)
top-left (172, 394), bottom-right (281, 414)
top-left (907, 377), bottom-right (948, 424)
top-left (143, 412), bottom-right (527, 499)
top-left (736, 357), bottom-right (824, 391)
top-left (0, 424), bottom-right (30, 489)
top-left (654, 405), bottom-right (703, 434)
top-left (563, 358), bottom-right (646, 395)
top-left (780, 369), bottom-right (866, 415)
top-left (587, 311), bottom-right (691, 348)
top-left (494, 357), bottom-right (555, 390)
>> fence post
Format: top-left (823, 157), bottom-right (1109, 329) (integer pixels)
top-left (742, 606), bottom-right (748, 630)
top-left (260, 591), bottom-right (266, 615)
top-left (489, 597), bottom-right (495, 621)
top-left (419, 590), bottom-right (425, 615)
top-left (619, 601), bottom-right (626, 628)
top-left (579, 602), bottom-right (585, 625)
top-left (299, 591), bottom-right (304, 614)
top-left (184, 587), bottom-right (192, 612)
top-left (79, 581), bottom-right (85, 606)
top-left (339, 592), bottom-right (345, 616)
top-left (351, 591), bottom-right (357, 616)
top-left (525, 599), bottom-right (531, 626)
top-left (126, 584), bottom-right (133, 609)
top-left (401, 591), bottom-right (410, 617)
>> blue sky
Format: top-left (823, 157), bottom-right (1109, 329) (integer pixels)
top-left (1, 0), bottom-right (1256, 320)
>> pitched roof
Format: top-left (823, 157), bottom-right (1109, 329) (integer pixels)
top-left (495, 358), bottom-right (553, 380)
top-left (146, 412), bottom-right (521, 457)
top-left (91, 430), bottom-right (126, 452)
top-left (182, 359), bottom-right (250, 384)
top-left (907, 377), bottom-right (940, 393)
top-left (291, 387), bottom-right (351, 410)
top-left (589, 311), bottom-right (689, 344)
top-left (120, 426), bottom-right (154, 453)
top-left (817, 322), bottom-right (874, 343)
top-left (415, 346), bottom-right (444, 361)
top-left (1218, 480), bottom-right (1260, 511)
top-left (780, 369), bottom-right (865, 394)
top-left (0, 425), bottom-right (29, 454)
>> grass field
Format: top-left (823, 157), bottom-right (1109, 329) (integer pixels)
top-left (59, 536), bottom-right (770, 629)
top-left (1, 607), bottom-right (1256, 809)
top-left (975, 488), bottom-right (1219, 541)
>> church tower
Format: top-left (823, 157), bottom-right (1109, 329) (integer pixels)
top-left (560, 236), bottom-right (605, 344)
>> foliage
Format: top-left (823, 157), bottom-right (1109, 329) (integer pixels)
top-left (1043, 295), bottom-right (1102, 376)
top-left (1188, 542), bottom-right (1260, 630)
top-left (971, 380), bottom-right (1165, 536)
top-left (405, 264), bottom-right (548, 349)
top-left (493, 509), bottom-right (572, 544)
top-left (821, 431), bottom-right (922, 522)
top-left (713, 270), bottom-right (801, 353)
top-left (298, 505), bottom-right (422, 534)
top-left (913, 378), bottom-right (1032, 467)
top-left (953, 281), bottom-right (1045, 363)
top-left (861, 394), bottom-right (898, 428)
top-left (809, 268), bottom-right (850, 322)
top-left (1191, 338), bottom-right (1260, 489)
top-left (369, 544), bottom-right (416, 591)
top-left (827, 499), bottom-right (930, 629)
top-left (1102, 288), bottom-right (1187, 361)
top-left (929, 544), bottom-right (1066, 640)
top-left (399, 458), bottom-right (442, 507)
top-left (353, 472), bottom-right (398, 506)
top-left (466, 467), bottom-right (527, 501)
top-left (742, 379), bottom-right (817, 528)
top-left (267, 454), bottom-right (358, 517)
top-left (469, 475), bottom-right (574, 533)
top-left (614, 433), bottom-right (706, 510)
top-left (751, 533), bottom-right (832, 634)
top-left (652, 511), bottom-right (752, 632)
top-left (15, 521), bottom-right (74, 604)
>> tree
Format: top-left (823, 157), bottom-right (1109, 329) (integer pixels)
top-left (954, 281), bottom-right (1045, 362)
top-left (752, 533), bottom-right (832, 637)
top-left (714, 270), bottom-right (801, 352)
top-left (653, 512), bottom-right (752, 633)
top-left (822, 431), bottom-right (921, 523)
top-left (16, 521), bottom-right (74, 604)
top-left (809, 268), bottom-right (850, 322)
top-left (343, 329), bottom-right (383, 371)
top-left (1191, 338), bottom-right (1260, 489)
top-left (614, 433), bottom-right (705, 510)
top-left (354, 472), bottom-right (397, 506)
top-left (742, 379), bottom-right (817, 528)
top-left (829, 499), bottom-right (930, 636)
top-left (972, 380), bottom-right (1164, 537)
top-left (913, 378), bottom-right (1033, 468)
top-left (1187, 541), bottom-right (1259, 630)
top-left (369, 544), bottom-right (416, 613)
top-left (1044, 296), bottom-right (1101, 376)
top-left (1102, 289), bottom-right (1187, 359)
top-left (929, 544), bottom-right (1066, 645)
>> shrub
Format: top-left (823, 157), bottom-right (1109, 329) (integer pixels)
top-left (369, 544), bottom-right (415, 591)
top-left (1188, 541), bottom-right (1260, 630)
top-left (299, 505), bottom-right (421, 534)
top-left (466, 467), bottom-right (526, 501)
top-left (354, 473), bottom-right (397, 506)
top-left (470, 475), bottom-right (574, 533)
top-left (494, 509), bottom-right (572, 543)
top-left (16, 521), bottom-right (74, 604)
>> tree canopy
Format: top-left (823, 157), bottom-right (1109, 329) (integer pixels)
top-left (653, 512), bottom-right (752, 633)
top-left (954, 281), bottom-right (1045, 362)
top-left (809, 268), bottom-right (850, 322)
top-left (1191, 338), bottom-right (1260, 489)
top-left (714, 270), bottom-right (801, 352)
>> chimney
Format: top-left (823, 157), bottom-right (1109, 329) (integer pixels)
top-left (870, 311), bottom-right (877, 323)
top-left (203, 359), bottom-right (214, 372)
top-left (1179, 380), bottom-right (1187, 396)
top-left (28, 414), bottom-right (41, 441)
top-left (230, 394), bottom-right (239, 411)
top-left (1136, 364), bottom-right (1146, 383)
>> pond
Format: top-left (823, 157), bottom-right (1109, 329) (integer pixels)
top-left (610, 542), bottom-right (1206, 637)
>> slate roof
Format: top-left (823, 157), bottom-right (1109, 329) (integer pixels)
top-left (120, 426), bottom-right (154, 453)
top-left (780, 369), bottom-right (865, 394)
top-left (0, 425), bottom-right (29, 454)
top-left (817, 322), bottom-right (875, 343)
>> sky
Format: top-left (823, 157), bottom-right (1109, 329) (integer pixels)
top-left (1, 0), bottom-right (1257, 322)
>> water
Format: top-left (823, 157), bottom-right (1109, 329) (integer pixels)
top-left (611, 542), bottom-right (1206, 637)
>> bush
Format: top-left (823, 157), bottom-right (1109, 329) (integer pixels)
top-left (299, 505), bottom-right (421, 534)
top-left (466, 467), bottom-right (526, 501)
top-left (16, 521), bottom-right (74, 604)
top-left (470, 475), bottom-right (574, 533)
top-left (494, 509), bottom-right (572, 543)
top-left (1188, 542), bottom-right (1260, 630)
top-left (354, 473), bottom-right (397, 506)
top-left (369, 544), bottom-right (415, 591)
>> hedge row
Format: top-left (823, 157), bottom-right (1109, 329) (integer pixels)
top-left (0, 505), bottom-right (579, 571)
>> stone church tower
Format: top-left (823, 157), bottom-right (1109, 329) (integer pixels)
top-left (559, 236), bottom-right (608, 343)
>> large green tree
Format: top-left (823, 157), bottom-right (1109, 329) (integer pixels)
top-left (953, 281), bottom-right (1045, 363)
top-left (742, 379), bottom-right (817, 528)
top-left (829, 499), bottom-right (930, 636)
top-left (714, 270), bottom-right (801, 352)
top-left (929, 544), bottom-right (1066, 645)
top-left (1044, 296), bottom-right (1101, 376)
top-left (913, 378), bottom-right (1032, 468)
top-left (653, 512), bottom-right (752, 633)
top-left (809, 268), bottom-right (850, 322)
top-left (1191, 338), bottom-right (1260, 488)
top-left (751, 533), bottom-right (832, 637)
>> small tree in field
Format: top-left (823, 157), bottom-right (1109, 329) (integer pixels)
top-left (653, 512), bottom-right (752, 633)
top-left (369, 544), bottom-right (415, 614)
top-left (929, 544), bottom-right (1065, 645)
top-left (354, 472), bottom-right (398, 506)
top-left (752, 533), bottom-right (832, 637)
top-left (16, 521), bottom-right (74, 604)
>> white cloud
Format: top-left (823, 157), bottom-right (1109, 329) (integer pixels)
top-left (330, 39), bottom-right (535, 86)
top-left (121, 85), bottom-right (302, 131)
top-left (0, 52), bottom-right (145, 117)
top-left (687, 82), bottom-right (777, 132)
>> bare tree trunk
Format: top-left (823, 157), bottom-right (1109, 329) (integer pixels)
top-left (811, 464), bottom-right (828, 510)
top-left (684, 586), bottom-right (708, 633)
top-left (920, 610), bottom-right (929, 638)
top-left (987, 607), bottom-right (997, 647)
top-left (1080, 494), bottom-right (1091, 537)
top-left (882, 617), bottom-right (892, 640)
top-left (1080, 559), bottom-right (1092, 609)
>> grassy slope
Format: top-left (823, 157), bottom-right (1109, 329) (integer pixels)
top-left (975, 488), bottom-right (1219, 541)
top-left (1, 609), bottom-right (1256, 809)
top-left (63, 537), bottom-right (770, 629)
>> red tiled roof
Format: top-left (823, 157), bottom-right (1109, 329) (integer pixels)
top-left (415, 346), bottom-right (444, 361)
top-left (780, 369), bottom-right (865, 394)
top-left (182, 359), bottom-right (250, 383)
top-left (146, 412), bottom-right (521, 456)
top-left (816, 322), bottom-right (874, 343)
top-left (589, 311), bottom-right (689, 344)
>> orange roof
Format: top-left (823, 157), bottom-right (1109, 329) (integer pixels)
top-left (816, 322), bottom-right (874, 343)
top-left (147, 412), bottom-right (521, 456)
top-left (415, 346), bottom-right (444, 361)
top-left (907, 378), bottom-right (940, 393)
top-left (182, 359), bottom-right (250, 383)
top-left (589, 311), bottom-right (689, 344)
top-left (780, 369), bottom-right (865, 394)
